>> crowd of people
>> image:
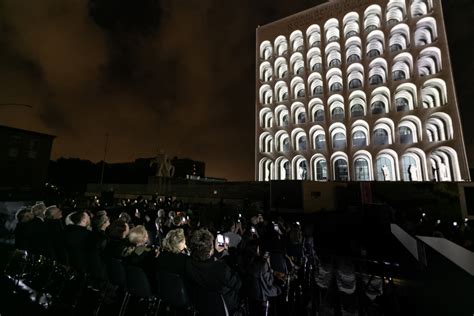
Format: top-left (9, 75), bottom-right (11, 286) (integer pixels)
top-left (11, 198), bottom-right (315, 316)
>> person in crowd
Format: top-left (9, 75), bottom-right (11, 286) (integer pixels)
top-left (185, 229), bottom-right (241, 315)
top-left (241, 240), bottom-right (281, 314)
top-left (223, 220), bottom-right (243, 249)
top-left (156, 228), bottom-right (188, 275)
top-left (123, 225), bottom-right (158, 270)
top-left (87, 210), bottom-right (110, 279)
top-left (63, 211), bottom-right (91, 272)
top-left (14, 208), bottom-right (34, 250)
top-left (43, 205), bottom-right (67, 263)
top-left (103, 219), bottom-right (130, 259)
top-left (118, 212), bottom-right (133, 227)
top-left (27, 202), bottom-right (48, 256)
top-left (286, 222), bottom-right (304, 264)
top-left (155, 209), bottom-right (167, 245)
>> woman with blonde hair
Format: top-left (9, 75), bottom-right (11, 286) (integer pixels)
top-left (156, 228), bottom-right (188, 275)
top-left (123, 225), bottom-right (158, 269)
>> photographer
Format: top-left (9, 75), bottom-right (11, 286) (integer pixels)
top-left (185, 229), bottom-right (242, 316)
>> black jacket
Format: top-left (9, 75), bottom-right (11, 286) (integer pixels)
top-left (87, 230), bottom-right (109, 279)
top-left (243, 259), bottom-right (280, 301)
top-left (156, 250), bottom-right (188, 276)
top-left (14, 222), bottom-right (31, 251)
top-left (27, 217), bottom-right (48, 256)
top-left (63, 225), bottom-right (91, 272)
top-left (44, 219), bottom-right (67, 263)
top-left (185, 257), bottom-right (241, 315)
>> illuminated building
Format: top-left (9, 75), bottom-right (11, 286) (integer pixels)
top-left (255, 0), bottom-right (470, 182)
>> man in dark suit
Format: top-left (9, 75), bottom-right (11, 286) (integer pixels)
top-left (63, 211), bottom-right (91, 272)
top-left (27, 202), bottom-right (48, 256)
top-left (185, 229), bottom-right (241, 316)
top-left (44, 205), bottom-right (67, 264)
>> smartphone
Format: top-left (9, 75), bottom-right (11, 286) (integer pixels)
top-left (224, 236), bottom-right (230, 246)
top-left (237, 219), bottom-right (241, 223)
top-left (273, 223), bottom-right (279, 231)
top-left (182, 217), bottom-right (186, 223)
top-left (238, 213), bottom-right (242, 218)
top-left (296, 221), bottom-right (300, 226)
top-left (217, 234), bottom-right (225, 246)
top-left (250, 227), bottom-right (256, 234)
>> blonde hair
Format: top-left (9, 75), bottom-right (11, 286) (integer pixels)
top-left (162, 228), bottom-right (185, 253)
top-left (128, 225), bottom-right (148, 246)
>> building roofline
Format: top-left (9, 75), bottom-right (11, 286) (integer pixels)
top-left (0, 124), bottom-right (56, 138)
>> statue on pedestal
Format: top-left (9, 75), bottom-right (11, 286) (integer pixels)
top-left (150, 150), bottom-right (175, 178)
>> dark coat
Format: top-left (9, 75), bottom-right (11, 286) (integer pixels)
top-left (243, 259), bottom-right (280, 302)
top-left (103, 237), bottom-right (129, 259)
top-left (63, 225), bottom-right (91, 272)
top-left (27, 217), bottom-right (48, 256)
top-left (44, 219), bottom-right (67, 264)
top-left (14, 222), bottom-right (32, 251)
top-left (87, 230), bottom-right (109, 279)
top-left (156, 250), bottom-right (188, 276)
top-left (185, 258), bottom-right (241, 315)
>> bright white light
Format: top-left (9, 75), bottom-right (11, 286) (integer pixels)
top-left (436, 219), bottom-right (441, 225)
top-left (453, 222), bottom-right (458, 227)
top-left (422, 212), bottom-right (426, 217)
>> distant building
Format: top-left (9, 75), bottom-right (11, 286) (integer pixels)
top-left (171, 157), bottom-right (205, 179)
top-left (0, 125), bottom-right (55, 191)
top-left (255, 0), bottom-right (470, 182)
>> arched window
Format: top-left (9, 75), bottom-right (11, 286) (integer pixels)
top-left (275, 130), bottom-right (290, 152)
top-left (316, 160), bottom-right (328, 181)
top-left (426, 113), bottom-right (454, 142)
top-left (411, 0), bottom-right (433, 17)
top-left (375, 155), bottom-right (395, 181)
top-left (354, 157), bottom-right (370, 180)
top-left (290, 30), bottom-right (304, 52)
top-left (368, 58), bottom-right (387, 85)
top-left (259, 108), bottom-right (273, 128)
top-left (307, 47), bottom-right (323, 72)
top-left (329, 94), bottom-right (344, 121)
top-left (274, 57), bottom-right (288, 79)
top-left (430, 146), bottom-right (462, 181)
top-left (330, 123), bottom-right (346, 150)
top-left (349, 91), bottom-right (367, 117)
top-left (333, 156), bottom-right (349, 181)
top-left (401, 149), bottom-right (427, 181)
top-left (275, 157), bottom-right (290, 180)
top-left (275, 105), bottom-right (289, 127)
top-left (399, 115), bottom-right (422, 144)
top-left (422, 79), bottom-right (447, 108)
top-left (310, 126), bottom-right (326, 151)
top-left (417, 47), bottom-right (442, 76)
top-left (259, 41), bottom-right (273, 60)
top-left (366, 31), bottom-right (385, 58)
top-left (292, 156), bottom-right (309, 180)
top-left (274, 36), bottom-right (288, 56)
top-left (290, 52), bottom-right (305, 76)
top-left (392, 53), bottom-right (413, 81)
top-left (351, 120), bottom-right (369, 147)
top-left (347, 63), bottom-right (364, 90)
top-left (345, 37), bottom-right (362, 64)
top-left (292, 128), bottom-right (308, 151)
top-left (324, 18), bottom-right (340, 43)
top-left (327, 68), bottom-right (343, 93)
top-left (309, 98), bottom-right (324, 123)
top-left (389, 23), bottom-right (410, 53)
top-left (259, 158), bottom-right (274, 181)
top-left (373, 118), bottom-right (394, 145)
top-left (364, 5), bottom-right (382, 32)
top-left (325, 42), bottom-right (342, 68)
top-left (395, 83), bottom-right (417, 111)
top-left (291, 102), bottom-right (306, 125)
top-left (259, 84), bottom-right (273, 104)
top-left (386, 0), bottom-right (406, 25)
top-left (291, 77), bottom-right (306, 99)
top-left (306, 24), bottom-right (321, 48)
top-left (259, 62), bottom-right (273, 82)
top-left (415, 17), bottom-right (438, 47)
top-left (343, 12), bottom-right (360, 38)
top-left (308, 72), bottom-right (324, 96)
top-left (259, 132), bottom-right (274, 153)
top-left (370, 87), bottom-right (390, 114)
top-left (274, 81), bottom-right (289, 102)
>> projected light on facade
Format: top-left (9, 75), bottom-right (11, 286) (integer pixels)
top-left (255, 0), bottom-right (470, 182)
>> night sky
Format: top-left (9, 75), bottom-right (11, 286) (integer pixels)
top-left (0, 0), bottom-right (472, 181)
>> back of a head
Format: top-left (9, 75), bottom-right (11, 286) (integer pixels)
top-left (45, 205), bottom-right (59, 220)
top-left (69, 211), bottom-right (86, 225)
top-left (128, 225), bottom-right (148, 246)
top-left (91, 211), bottom-right (109, 231)
top-left (16, 208), bottom-right (32, 223)
top-left (162, 228), bottom-right (185, 253)
top-left (31, 202), bottom-right (46, 217)
top-left (188, 229), bottom-right (214, 261)
top-left (108, 219), bottom-right (129, 239)
top-left (172, 215), bottom-right (183, 226)
top-left (118, 212), bottom-right (132, 224)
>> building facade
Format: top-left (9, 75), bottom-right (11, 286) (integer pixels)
top-left (0, 125), bottom-right (55, 191)
top-left (255, 0), bottom-right (470, 182)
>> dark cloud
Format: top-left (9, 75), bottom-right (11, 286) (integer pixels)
top-left (0, 0), bottom-right (472, 181)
